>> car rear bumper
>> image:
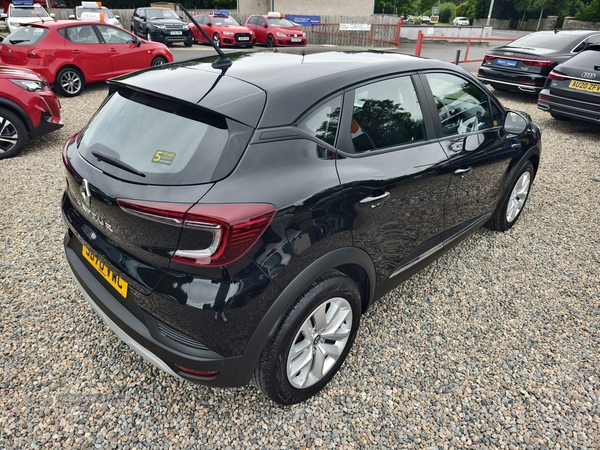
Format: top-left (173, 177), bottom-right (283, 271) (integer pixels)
top-left (63, 228), bottom-right (246, 387)
top-left (477, 67), bottom-right (546, 93)
top-left (538, 89), bottom-right (600, 123)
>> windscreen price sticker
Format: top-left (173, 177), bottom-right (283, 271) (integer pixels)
top-left (152, 151), bottom-right (176, 165)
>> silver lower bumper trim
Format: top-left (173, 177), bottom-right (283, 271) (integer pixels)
top-left (67, 265), bottom-right (184, 380)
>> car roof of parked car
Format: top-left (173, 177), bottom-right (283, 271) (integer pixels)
top-left (110, 51), bottom-right (465, 128)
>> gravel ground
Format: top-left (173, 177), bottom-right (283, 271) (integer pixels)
top-left (1, 81), bottom-right (599, 449)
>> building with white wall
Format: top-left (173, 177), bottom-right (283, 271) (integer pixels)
top-left (238, 0), bottom-right (375, 16)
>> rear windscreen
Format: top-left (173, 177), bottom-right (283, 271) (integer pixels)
top-left (508, 33), bottom-right (586, 52)
top-left (4, 26), bottom-right (48, 45)
top-left (78, 89), bottom-right (251, 185)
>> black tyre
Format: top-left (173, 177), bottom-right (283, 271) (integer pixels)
top-left (54, 67), bottom-right (84, 97)
top-left (550, 112), bottom-right (571, 121)
top-left (213, 33), bottom-right (220, 47)
top-left (184, 38), bottom-right (193, 47)
top-left (253, 271), bottom-right (361, 405)
top-left (0, 107), bottom-right (27, 159)
top-left (266, 34), bottom-right (275, 47)
top-left (151, 56), bottom-right (167, 66)
top-left (486, 161), bottom-right (534, 231)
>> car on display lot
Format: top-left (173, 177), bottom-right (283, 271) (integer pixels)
top-left (1, 0), bottom-right (54, 34)
top-left (452, 16), bottom-right (470, 26)
top-left (478, 29), bottom-right (600, 94)
top-left (0, 21), bottom-right (173, 97)
top-left (538, 43), bottom-right (600, 123)
top-left (0, 64), bottom-right (62, 159)
top-left (130, 7), bottom-right (193, 47)
top-left (420, 15), bottom-right (431, 24)
top-left (191, 12), bottom-right (254, 47)
top-left (69, 1), bottom-right (123, 28)
top-left (61, 50), bottom-right (542, 405)
top-left (244, 12), bottom-right (306, 47)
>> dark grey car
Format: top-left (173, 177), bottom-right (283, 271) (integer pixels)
top-left (130, 7), bottom-right (193, 47)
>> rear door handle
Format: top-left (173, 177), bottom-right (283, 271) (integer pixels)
top-left (359, 191), bottom-right (390, 204)
top-left (453, 167), bottom-right (472, 176)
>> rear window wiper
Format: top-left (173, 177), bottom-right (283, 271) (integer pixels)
top-left (9, 39), bottom-right (30, 44)
top-left (91, 150), bottom-right (146, 178)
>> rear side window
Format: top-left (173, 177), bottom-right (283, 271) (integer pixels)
top-left (299, 96), bottom-right (342, 146)
top-left (78, 89), bottom-right (251, 185)
top-left (4, 26), bottom-right (48, 45)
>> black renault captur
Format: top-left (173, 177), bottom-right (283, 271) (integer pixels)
top-left (62, 50), bottom-right (542, 405)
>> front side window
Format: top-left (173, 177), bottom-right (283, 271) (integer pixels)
top-left (350, 76), bottom-right (426, 152)
top-left (97, 25), bottom-right (136, 44)
top-left (424, 73), bottom-right (498, 136)
top-left (300, 96), bottom-right (342, 146)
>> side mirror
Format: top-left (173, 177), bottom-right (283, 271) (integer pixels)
top-left (504, 111), bottom-right (528, 135)
top-left (135, 37), bottom-right (141, 47)
top-left (50, 13), bottom-right (55, 18)
top-left (1, 13), bottom-right (8, 18)
top-left (207, 22), bottom-right (212, 26)
top-left (68, 14), bottom-right (75, 19)
top-left (140, 15), bottom-right (146, 20)
top-left (263, 23), bottom-right (268, 28)
top-left (0, 35), bottom-right (3, 42)
top-left (115, 15), bottom-right (120, 19)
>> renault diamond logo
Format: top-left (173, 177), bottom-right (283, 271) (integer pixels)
top-left (80, 179), bottom-right (92, 208)
top-left (581, 72), bottom-right (596, 79)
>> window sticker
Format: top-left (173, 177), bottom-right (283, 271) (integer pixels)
top-left (152, 151), bottom-right (176, 165)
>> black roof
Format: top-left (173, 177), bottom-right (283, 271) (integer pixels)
top-left (111, 51), bottom-right (465, 128)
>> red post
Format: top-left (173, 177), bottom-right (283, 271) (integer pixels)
top-left (395, 16), bottom-right (404, 47)
top-left (464, 39), bottom-right (471, 62)
top-left (415, 30), bottom-right (423, 57)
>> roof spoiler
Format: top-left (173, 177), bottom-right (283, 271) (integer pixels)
top-left (177, 3), bottom-right (232, 72)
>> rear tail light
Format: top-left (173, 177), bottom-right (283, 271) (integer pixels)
top-left (538, 94), bottom-right (549, 101)
top-left (118, 200), bottom-right (276, 267)
top-left (522, 59), bottom-right (554, 67)
top-left (484, 54), bottom-right (495, 61)
top-left (548, 70), bottom-right (567, 81)
top-left (27, 50), bottom-right (46, 59)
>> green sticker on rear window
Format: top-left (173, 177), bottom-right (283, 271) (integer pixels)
top-left (152, 151), bottom-right (176, 166)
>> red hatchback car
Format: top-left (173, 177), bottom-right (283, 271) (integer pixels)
top-left (191, 13), bottom-right (255, 47)
top-left (0, 65), bottom-right (62, 159)
top-left (0, 20), bottom-right (173, 97)
top-left (245, 12), bottom-right (306, 47)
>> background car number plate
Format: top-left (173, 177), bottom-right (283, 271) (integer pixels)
top-left (496, 59), bottom-right (518, 67)
top-left (82, 245), bottom-right (128, 298)
top-left (291, 38), bottom-right (302, 42)
top-left (171, 31), bottom-right (182, 35)
top-left (569, 79), bottom-right (600, 93)
top-left (238, 36), bottom-right (249, 41)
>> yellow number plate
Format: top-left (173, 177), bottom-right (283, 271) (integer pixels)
top-left (82, 245), bottom-right (128, 298)
top-left (568, 79), bottom-right (600, 93)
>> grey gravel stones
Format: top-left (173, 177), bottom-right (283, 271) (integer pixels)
top-left (1, 84), bottom-right (599, 448)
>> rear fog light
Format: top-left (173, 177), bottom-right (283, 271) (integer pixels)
top-left (175, 365), bottom-right (218, 378)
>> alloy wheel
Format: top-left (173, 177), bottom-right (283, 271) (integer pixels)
top-left (506, 170), bottom-right (531, 223)
top-left (286, 297), bottom-right (352, 389)
top-left (0, 115), bottom-right (19, 155)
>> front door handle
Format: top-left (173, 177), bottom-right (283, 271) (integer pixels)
top-left (453, 167), bottom-right (472, 176)
top-left (359, 191), bottom-right (390, 204)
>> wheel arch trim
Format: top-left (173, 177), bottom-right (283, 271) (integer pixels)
top-left (232, 246), bottom-right (376, 385)
top-left (0, 98), bottom-right (34, 133)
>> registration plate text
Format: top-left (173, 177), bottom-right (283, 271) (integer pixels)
top-left (170, 31), bottom-right (182, 35)
top-left (237, 36), bottom-right (249, 41)
top-left (569, 79), bottom-right (600, 93)
top-left (82, 245), bottom-right (128, 298)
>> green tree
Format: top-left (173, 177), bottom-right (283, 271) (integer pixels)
top-left (576, 0), bottom-right (600, 21)
top-left (439, 1), bottom-right (456, 22)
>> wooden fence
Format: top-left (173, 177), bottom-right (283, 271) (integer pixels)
top-left (48, 9), bottom-right (405, 48)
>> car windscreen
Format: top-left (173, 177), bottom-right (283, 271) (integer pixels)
top-left (77, 89), bottom-right (249, 186)
top-left (4, 26), bottom-right (48, 45)
top-left (267, 18), bottom-right (295, 27)
top-left (77, 7), bottom-right (116, 18)
top-left (11, 6), bottom-right (49, 18)
top-left (508, 33), bottom-right (586, 52)
top-left (147, 9), bottom-right (179, 20)
top-left (212, 16), bottom-right (239, 26)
